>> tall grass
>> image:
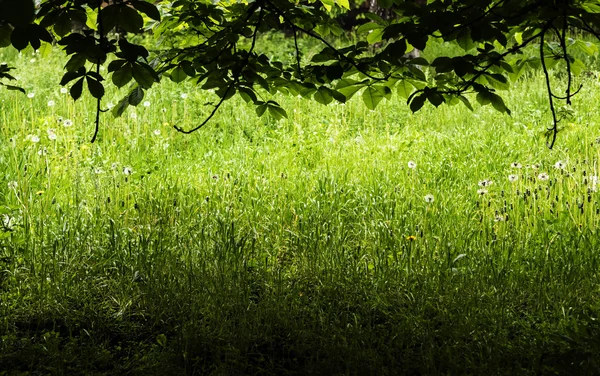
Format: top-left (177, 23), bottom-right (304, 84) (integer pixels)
top-left (2, 37), bottom-right (600, 374)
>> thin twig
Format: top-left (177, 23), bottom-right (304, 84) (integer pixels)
top-left (174, 5), bottom-right (264, 134)
top-left (91, 0), bottom-right (104, 143)
top-left (293, 26), bottom-right (304, 81)
top-left (539, 26), bottom-right (559, 149)
top-left (263, 0), bottom-right (388, 81)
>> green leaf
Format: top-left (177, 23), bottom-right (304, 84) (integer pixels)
top-left (0, 24), bottom-right (12, 48)
top-left (170, 66), bottom-right (187, 83)
top-left (367, 28), bottom-right (384, 44)
top-left (396, 80), bottom-right (415, 99)
top-left (2, 84), bottom-right (25, 94)
top-left (128, 86), bottom-right (144, 106)
top-left (335, 0), bottom-right (350, 10)
top-left (10, 27), bottom-right (29, 51)
top-left (60, 71), bottom-right (84, 86)
top-left (362, 86), bottom-right (384, 110)
top-left (132, 63), bottom-right (155, 89)
top-left (456, 28), bottom-right (476, 51)
top-left (70, 77), bottom-right (84, 101)
top-left (112, 97), bottom-right (129, 117)
top-left (425, 88), bottom-right (444, 107)
top-left (130, 0), bottom-right (161, 21)
top-left (256, 103), bottom-right (267, 117)
top-left (314, 86), bottom-right (334, 105)
top-left (65, 54), bottom-right (87, 72)
top-left (0, 0), bottom-right (35, 27)
top-left (112, 64), bottom-right (133, 88)
top-left (118, 5), bottom-right (144, 33)
top-left (458, 95), bottom-right (474, 111)
top-left (86, 77), bottom-right (105, 99)
top-left (409, 93), bottom-right (426, 112)
top-left (239, 87), bottom-right (257, 103)
top-left (489, 92), bottom-right (511, 115)
top-left (268, 105), bottom-right (288, 120)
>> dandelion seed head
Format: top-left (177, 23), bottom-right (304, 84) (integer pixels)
top-left (510, 162), bottom-right (522, 168)
top-left (153, 129), bottom-right (161, 136)
top-left (180, 93), bottom-right (188, 99)
top-left (424, 194), bottom-right (435, 203)
top-left (407, 161), bottom-right (417, 169)
top-left (27, 92), bottom-right (35, 99)
top-left (60, 87), bottom-right (68, 94)
top-left (7, 181), bottom-right (18, 189)
top-left (554, 161), bottom-right (566, 170)
top-left (537, 173), bottom-right (549, 181)
top-left (508, 174), bottom-right (518, 182)
top-left (63, 119), bottom-right (73, 127)
top-left (143, 101), bottom-right (151, 107)
top-left (477, 188), bottom-right (488, 195)
top-left (47, 100), bottom-right (55, 107)
top-left (123, 167), bottom-right (133, 175)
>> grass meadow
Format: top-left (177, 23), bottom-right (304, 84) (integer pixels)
top-left (2, 36), bottom-right (600, 374)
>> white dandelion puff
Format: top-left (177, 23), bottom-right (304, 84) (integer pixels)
top-left (47, 100), bottom-right (55, 107)
top-left (510, 162), bottom-right (522, 168)
top-left (63, 119), bottom-right (73, 127)
top-left (537, 173), bottom-right (549, 181)
top-left (478, 179), bottom-right (493, 187)
top-left (7, 181), bottom-right (18, 189)
top-left (143, 101), bottom-right (151, 107)
top-left (180, 93), bottom-right (188, 99)
top-left (407, 161), bottom-right (417, 169)
top-left (153, 129), bottom-right (161, 136)
top-left (424, 194), bottom-right (434, 203)
top-left (60, 87), bottom-right (68, 94)
top-left (27, 92), bottom-right (35, 99)
top-left (554, 161), bottom-right (566, 170)
top-left (477, 188), bottom-right (488, 195)
top-left (47, 129), bottom-right (57, 140)
top-left (508, 174), bottom-right (518, 182)
top-left (123, 167), bottom-right (133, 175)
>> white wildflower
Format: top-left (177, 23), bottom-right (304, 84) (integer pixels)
top-left (554, 161), bottom-right (566, 170)
top-left (537, 173), bottom-right (549, 181)
top-left (424, 194), bottom-right (434, 203)
top-left (407, 161), bottom-right (417, 169)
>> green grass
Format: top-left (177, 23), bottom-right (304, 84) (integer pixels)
top-left (2, 37), bottom-right (600, 375)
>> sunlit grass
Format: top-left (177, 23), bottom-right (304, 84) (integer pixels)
top-left (2, 41), bottom-right (600, 374)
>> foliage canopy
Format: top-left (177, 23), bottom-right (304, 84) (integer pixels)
top-left (1, 0), bottom-right (600, 147)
